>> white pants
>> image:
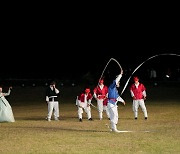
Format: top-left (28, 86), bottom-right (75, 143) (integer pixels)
top-left (97, 99), bottom-right (110, 119)
top-left (78, 106), bottom-right (91, 119)
top-left (103, 105), bottom-right (110, 119)
top-left (47, 101), bottom-right (59, 119)
top-left (133, 99), bottom-right (148, 118)
top-left (107, 103), bottom-right (118, 124)
top-left (108, 102), bottom-right (118, 121)
top-left (107, 103), bottom-right (119, 131)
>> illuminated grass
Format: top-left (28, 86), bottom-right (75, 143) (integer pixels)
top-left (0, 85), bottom-right (179, 153)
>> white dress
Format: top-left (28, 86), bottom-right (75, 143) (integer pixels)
top-left (0, 89), bottom-right (15, 122)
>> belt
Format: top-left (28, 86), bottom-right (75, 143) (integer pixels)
top-left (108, 98), bottom-right (117, 105)
top-left (49, 96), bottom-right (58, 102)
top-left (98, 95), bottom-right (106, 99)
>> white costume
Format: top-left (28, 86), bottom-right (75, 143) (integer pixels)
top-left (130, 76), bottom-right (148, 120)
top-left (93, 80), bottom-right (109, 120)
top-left (107, 74), bottom-right (125, 132)
top-left (46, 83), bottom-right (60, 121)
top-left (0, 88), bottom-right (15, 122)
top-left (76, 89), bottom-right (93, 121)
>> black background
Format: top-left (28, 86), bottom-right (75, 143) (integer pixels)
top-left (2, 6), bottom-right (180, 82)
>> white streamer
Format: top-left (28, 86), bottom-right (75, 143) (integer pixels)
top-left (90, 58), bottom-right (123, 109)
top-left (98, 58), bottom-right (123, 83)
top-left (120, 53), bottom-right (180, 95)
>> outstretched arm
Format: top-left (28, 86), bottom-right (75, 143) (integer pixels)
top-left (3, 87), bottom-right (12, 96)
top-left (117, 96), bottom-right (125, 106)
top-left (115, 71), bottom-right (123, 85)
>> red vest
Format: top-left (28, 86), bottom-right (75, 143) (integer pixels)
top-left (94, 85), bottom-right (108, 105)
top-left (130, 83), bottom-right (146, 99)
top-left (93, 85), bottom-right (108, 99)
top-left (78, 93), bottom-right (92, 103)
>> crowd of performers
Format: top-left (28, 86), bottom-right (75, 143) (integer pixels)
top-left (0, 72), bottom-right (148, 133)
top-left (75, 71), bottom-right (148, 133)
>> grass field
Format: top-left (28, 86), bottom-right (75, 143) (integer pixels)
top-left (0, 82), bottom-right (180, 153)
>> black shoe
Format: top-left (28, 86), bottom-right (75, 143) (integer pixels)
top-left (135, 117), bottom-right (137, 120)
top-left (79, 118), bottom-right (82, 122)
top-left (88, 118), bottom-right (93, 121)
top-left (145, 117), bottom-right (147, 120)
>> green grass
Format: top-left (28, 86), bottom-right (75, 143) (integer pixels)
top-left (0, 84), bottom-right (180, 153)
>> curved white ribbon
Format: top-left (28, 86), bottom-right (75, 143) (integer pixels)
top-left (120, 53), bottom-right (180, 95)
top-left (98, 57), bottom-right (123, 83)
top-left (90, 58), bottom-right (123, 109)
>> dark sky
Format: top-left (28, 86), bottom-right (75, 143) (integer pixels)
top-left (2, 9), bottom-right (180, 81)
top-left (2, 40), bottom-right (180, 81)
top-left (2, 32), bottom-right (180, 80)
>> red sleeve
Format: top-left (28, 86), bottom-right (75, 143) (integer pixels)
top-left (130, 84), bottom-right (134, 91)
top-left (87, 93), bottom-right (93, 100)
top-left (141, 84), bottom-right (146, 91)
top-left (78, 93), bottom-right (83, 101)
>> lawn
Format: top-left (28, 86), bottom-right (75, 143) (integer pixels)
top-left (0, 82), bottom-right (180, 153)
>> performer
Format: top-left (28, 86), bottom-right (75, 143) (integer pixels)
top-left (76, 88), bottom-right (93, 122)
top-left (93, 78), bottom-right (110, 120)
top-left (107, 71), bottom-right (125, 133)
top-left (46, 81), bottom-right (60, 121)
top-left (130, 76), bottom-right (148, 120)
top-left (0, 86), bottom-right (15, 122)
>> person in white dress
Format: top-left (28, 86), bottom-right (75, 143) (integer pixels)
top-left (0, 86), bottom-right (15, 122)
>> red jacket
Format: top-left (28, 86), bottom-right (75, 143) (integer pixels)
top-left (93, 85), bottom-right (108, 99)
top-left (130, 83), bottom-right (146, 100)
top-left (93, 85), bottom-right (108, 105)
top-left (78, 93), bottom-right (93, 103)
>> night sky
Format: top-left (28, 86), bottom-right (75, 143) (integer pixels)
top-left (2, 40), bottom-right (180, 82)
top-left (2, 10), bottom-right (180, 83)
